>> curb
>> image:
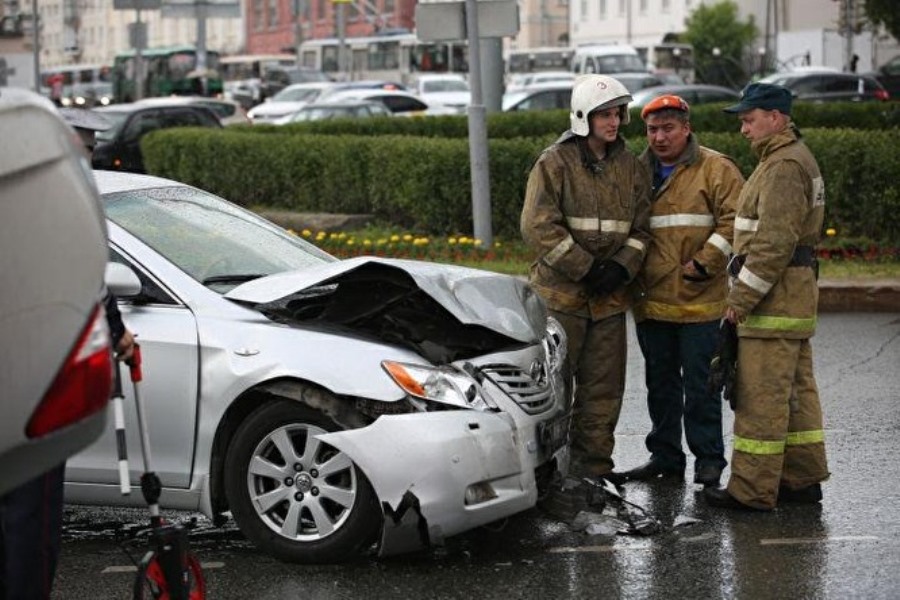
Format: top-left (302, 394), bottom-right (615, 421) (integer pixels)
top-left (818, 280), bottom-right (900, 313)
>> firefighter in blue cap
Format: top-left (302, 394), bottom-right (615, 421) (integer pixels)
top-left (704, 82), bottom-right (829, 511)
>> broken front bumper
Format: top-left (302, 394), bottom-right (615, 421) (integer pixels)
top-left (317, 386), bottom-right (569, 556)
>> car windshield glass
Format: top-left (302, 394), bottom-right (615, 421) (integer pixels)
top-left (103, 185), bottom-right (336, 290)
top-left (93, 109), bottom-right (129, 141)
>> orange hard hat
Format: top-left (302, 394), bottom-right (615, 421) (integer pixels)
top-left (640, 94), bottom-right (690, 121)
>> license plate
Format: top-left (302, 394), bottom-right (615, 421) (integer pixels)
top-left (537, 412), bottom-right (570, 454)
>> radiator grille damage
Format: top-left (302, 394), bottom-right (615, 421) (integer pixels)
top-left (481, 362), bottom-right (553, 415)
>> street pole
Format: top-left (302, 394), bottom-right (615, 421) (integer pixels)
top-left (135, 8), bottom-right (143, 99)
top-left (196, 0), bottom-right (208, 95)
top-left (465, 0), bottom-right (492, 248)
top-left (336, 1), bottom-right (347, 80)
top-left (31, 0), bottom-right (40, 93)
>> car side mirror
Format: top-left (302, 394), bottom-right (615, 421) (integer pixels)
top-left (105, 262), bottom-right (142, 297)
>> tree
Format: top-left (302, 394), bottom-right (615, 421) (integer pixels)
top-left (683, 1), bottom-right (758, 89)
top-left (863, 0), bottom-right (900, 41)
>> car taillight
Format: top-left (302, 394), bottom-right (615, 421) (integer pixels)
top-left (875, 89), bottom-right (889, 101)
top-left (27, 304), bottom-right (112, 438)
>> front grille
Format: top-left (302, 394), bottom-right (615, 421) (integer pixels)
top-left (481, 363), bottom-right (554, 415)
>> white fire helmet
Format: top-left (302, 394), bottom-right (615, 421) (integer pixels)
top-left (569, 75), bottom-right (633, 137)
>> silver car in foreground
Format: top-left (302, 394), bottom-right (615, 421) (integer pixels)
top-left (66, 171), bottom-right (571, 562)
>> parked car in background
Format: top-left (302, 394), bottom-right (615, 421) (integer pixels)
top-left (759, 71), bottom-right (889, 102)
top-left (412, 74), bottom-right (470, 114)
top-left (0, 89), bottom-right (112, 496)
top-left (502, 81), bottom-right (572, 111)
top-left (260, 66), bottom-right (332, 100)
top-left (323, 89), bottom-right (458, 116)
top-left (506, 70), bottom-right (575, 93)
top-left (630, 84), bottom-right (741, 108)
top-left (870, 55), bottom-right (900, 99)
top-left (135, 96), bottom-right (250, 126)
top-left (247, 82), bottom-right (335, 123)
top-left (613, 72), bottom-right (666, 93)
top-left (61, 82), bottom-right (114, 108)
top-left (276, 98), bottom-right (392, 124)
top-left (93, 101), bottom-right (222, 172)
top-left (65, 170), bottom-right (571, 563)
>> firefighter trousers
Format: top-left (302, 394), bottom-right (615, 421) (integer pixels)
top-left (550, 310), bottom-right (626, 477)
top-left (726, 337), bottom-right (830, 510)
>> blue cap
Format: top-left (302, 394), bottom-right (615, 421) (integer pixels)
top-left (723, 83), bottom-right (792, 115)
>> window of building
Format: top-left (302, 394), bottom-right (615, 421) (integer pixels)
top-left (268, 0), bottom-right (278, 27)
top-left (618, 0), bottom-right (625, 16)
top-left (639, 0), bottom-right (647, 13)
top-left (661, 0), bottom-right (670, 13)
top-left (579, 0), bottom-right (587, 19)
top-left (384, 0), bottom-right (395, 13)
top-left (253, 0), bottom-right (264, 30)
top-left (317, 0), bottom-right (327, 21)
top-left (598, 0), bottom-right (606, 18)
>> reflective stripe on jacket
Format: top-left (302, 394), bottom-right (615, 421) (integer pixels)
top-left (728, 126), bottom-right (825, 339)
top-left (521, 133), bottom-right (652, 320)
top-left (633, 136), bottom-right (742, 323)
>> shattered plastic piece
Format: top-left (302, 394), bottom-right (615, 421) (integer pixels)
top-left (581, 478), bottom-right (661, 537)
top-left (571, 511), bottom-right (628, 536)
top-left (673, 515), bottom-right (702, 528)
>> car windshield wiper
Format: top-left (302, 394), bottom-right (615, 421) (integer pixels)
top-left (202, 273), bottom-right (267, 285)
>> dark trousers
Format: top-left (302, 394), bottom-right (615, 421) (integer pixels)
top-left (0, 464), bottom-right (65, 600)
top-left (636, 319), bottom-right (727, 472)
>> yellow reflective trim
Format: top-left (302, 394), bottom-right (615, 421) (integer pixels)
top-left (641, 299), bottom-right (726, 320)
top-left (734, 435), bottom-right (785, 455)
top-left (786, 430), bottom-right (825, 445)
top-left (545, 234), bottom-right (575, 266)
top-left (743, 315), bottom-right (817, 331)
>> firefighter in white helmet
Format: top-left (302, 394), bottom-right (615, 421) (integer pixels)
top-left (521, 75), bottom-right (652, 487)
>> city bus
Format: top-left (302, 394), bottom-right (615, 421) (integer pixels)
top-left (219, 53), bottom-right (296, 82)
top-left (40, 63), bottom-right (113, 106)
top-left (635, 42), bottom-right (695, 83)
top-left (112, 45), bottom-right (224, 103)
top-left (298, 33), bottom-right (467, 85)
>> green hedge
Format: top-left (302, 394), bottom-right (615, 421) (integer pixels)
top-left (143, 127), bottom-right (899, 243)
top-left (228, 101), bottom-right (900, 139)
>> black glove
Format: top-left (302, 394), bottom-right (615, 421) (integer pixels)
top-left (584, 260), bottom-right (629, 296)
top-left (708, 320), bottom-right (738, 410)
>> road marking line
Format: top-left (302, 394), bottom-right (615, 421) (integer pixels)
top-left (102, 561), bottom-right (225, 574)
top-left (760, 535), bottom-right (879, 546)
top-left (549, 544), bottom-right (649, 554)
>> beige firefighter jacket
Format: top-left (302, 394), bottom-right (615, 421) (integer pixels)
top-left (521, 133), bottom-right (652, 320)
top-left (728, 125), bottom-right (825, 339)
top-left (634, 135), bottom-right (742, 323)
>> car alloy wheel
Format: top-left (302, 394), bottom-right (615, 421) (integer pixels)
top-left (224, 399), bottom-right (381, 563)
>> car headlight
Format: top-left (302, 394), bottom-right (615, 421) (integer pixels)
top-left (544, 316), bottom-right (567, 373)
top-left (382, 360), bottom-right (489, 412)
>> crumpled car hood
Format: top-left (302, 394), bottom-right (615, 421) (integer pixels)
top-left (225, 257), bottom-right (547, 363)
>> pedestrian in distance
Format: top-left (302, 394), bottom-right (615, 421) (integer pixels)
top-left (521, 74), bottom-right (652, 486)
top-left (0, 103), bottom-right (135, 600)
top-left (620, 94), bottom-right (743, 487)
top-left (705, 82), bottom-right (830, 511)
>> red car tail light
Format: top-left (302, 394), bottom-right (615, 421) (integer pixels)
top-left (27, 304), bottom-right (113, 438)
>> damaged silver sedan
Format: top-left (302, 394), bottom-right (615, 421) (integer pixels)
top-left (65, 171), bottom-right (572, 563)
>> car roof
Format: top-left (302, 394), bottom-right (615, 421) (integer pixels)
top-left (93, 169), bottom-right (181, 195)
top-left (135, 96), bottom-right (237, 106)
top-left (281, 82), bottom-right (336, 92)
top-left (95, 101), bottom-right (220, 115)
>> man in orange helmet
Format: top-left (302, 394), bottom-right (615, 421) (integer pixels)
top-left (620, 94), bottom-right (743, 487)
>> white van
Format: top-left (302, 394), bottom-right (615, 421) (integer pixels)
top-left (571, 44), bottom-right (649, 75)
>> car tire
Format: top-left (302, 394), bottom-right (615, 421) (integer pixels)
top-left (224, 398), bottom-right (381, 563)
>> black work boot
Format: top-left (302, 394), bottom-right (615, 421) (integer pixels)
top-left (778, 483), bottom-right (823, 504)
top-left (693, 465), bottom-right (723, 487)
top-left (621, 460), bottom-right (684, 482)
top-left (704, 487), bottom-right (767, 511)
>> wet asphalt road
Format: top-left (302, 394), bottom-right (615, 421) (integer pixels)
top-left (53, 313), bottom-right (900, 599)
